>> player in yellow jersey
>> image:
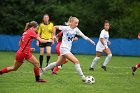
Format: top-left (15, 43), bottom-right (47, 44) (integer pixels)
top-left (37, 14), bottom-right (55, 68)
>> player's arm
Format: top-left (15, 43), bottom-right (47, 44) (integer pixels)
top-left (36, 36), bottom-right (52, 43)
top-left (52, 27), bottom-right (57, 43)
top-left (100, 38), bottom-right (107, 49)
top-left (107, 40), bottom-right (111, 45)
top-left (36, 25), bottom-right (41, 46)
top-left (76, 29), bottom-right (95, 45)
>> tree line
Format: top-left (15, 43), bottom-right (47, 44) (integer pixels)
top-left (0, 0), bottom-right (139, 38)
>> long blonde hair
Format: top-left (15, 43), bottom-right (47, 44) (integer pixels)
top-left (65, 16), bottom-right (79, 26)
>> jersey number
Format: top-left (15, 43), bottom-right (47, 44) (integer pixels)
top-left (68, 37), bottom-right (73, 41)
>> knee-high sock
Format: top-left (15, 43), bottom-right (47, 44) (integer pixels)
top-left (39, 55), bottom-right (43, 68)
top-left (44, 62), bottom-right (56, 72)
top-left (90, 57), bottom-right (100, 68)
top-left (103, 54), bottom-right (112, 66)
top-left (53, 66), bottom-right (59, 74)
top-left (46, 56), bottom-right (51, 65)
top-left (75, 64), bottom-right (85, 80)
top-left (34, 67), bottom-right (40, 81)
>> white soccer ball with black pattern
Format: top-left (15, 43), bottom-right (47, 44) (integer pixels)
top-left (85, 76), bottom-right (95, 84)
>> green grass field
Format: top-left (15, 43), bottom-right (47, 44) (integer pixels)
top-left (0, 51), bottom-right (140, 93)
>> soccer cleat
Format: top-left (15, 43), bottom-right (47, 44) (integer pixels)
top-left (82, 76), bottom-right (86, 82)
top-left (46, 63), bottom-right (49, 67)
top-left (40, 68), bottom-right (45, 79)
top-left (101, 66), bottom-right (107, 71)
top-left (131, 67), bottom-right (135, 76)
top-left (89, 67), bottom-right (94, 71)
top-left (36, 79), bottom-right (47, 83)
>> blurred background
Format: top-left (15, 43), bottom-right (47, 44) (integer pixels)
top-left (0, 0), bottom-right (139, 38)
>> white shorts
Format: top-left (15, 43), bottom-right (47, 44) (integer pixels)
top-left (96, 43), bottom-right (108, 52)
top-left (60, 47), bottom-right (71, 55)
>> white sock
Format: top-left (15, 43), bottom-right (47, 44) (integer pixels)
top-left (90, 56), bottom-right (100, 68)
top-left (75, 64), bottom-right (85, 80)
top-left (103, 54), bottom-right (112, 66)
top-left (44, 62), bottom-right (56, 71)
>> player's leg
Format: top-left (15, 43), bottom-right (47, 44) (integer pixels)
top-left (0, 60), bottom-right (23, 74)
top-left (64, 53), bottom-right (86, 81)
top-left (46, 46), bottom-right (51, 66)
top-left (27, 55), bottom-right (47, 82)
top-left (53, 57), bottom-right (68, 74)
top-left (40, 55), bottom-right (66, 78)
top-left (102, 48), bottom-right (112, 71)
top-left (39, 47), bottom-right (44, 68)
top-left (90, 51), bottom-right (101, 70)
top-left (132, 63), bottom-right (140, 75)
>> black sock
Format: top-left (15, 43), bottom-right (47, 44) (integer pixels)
top-left (35, 75), bottom-right (40, 81)
top-left (39, 55), bottom-right (43, 68)
top-left (46, 56), bottom-right (51, 66)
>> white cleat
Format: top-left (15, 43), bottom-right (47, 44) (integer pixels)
top-left (40, 68), bottom-right (45, 79)
top-left (58, 65), bottom-right (62, 69)
top-left (82, 76), bottom-right (86, 82)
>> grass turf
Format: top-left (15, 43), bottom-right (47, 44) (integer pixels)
top-left (0, 51), bottom-right (140, 93)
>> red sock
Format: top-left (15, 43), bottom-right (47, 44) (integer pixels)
top-left (0, 68), bottom-right (8, 74)
top-left (34, 67), bottom-right (39, 76)
top-left (137, 63), bottom-right (140, 68)
top-left (53, 66), bottom-right (59, 74)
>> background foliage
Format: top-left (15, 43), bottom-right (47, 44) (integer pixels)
top-left (0, 0), bottom-right (140, 38)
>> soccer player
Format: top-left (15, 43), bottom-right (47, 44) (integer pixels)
top-left (52, 31), bottom-right (78, 74)
top-left (131, 32), bottom-right (140, 75)
top-left (40, 16), bottom-right (96, 82)
top-left (89, 20), bottom-right (112, 71)
top-left (36, 14), bottom-right (55, 67)
top-left (0, 21), bottom-right (51, 82)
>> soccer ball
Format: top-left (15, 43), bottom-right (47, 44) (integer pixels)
top-left (85, 76), bottom-right (95, 84)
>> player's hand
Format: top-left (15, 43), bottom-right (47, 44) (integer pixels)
top-left (104, 45), bottom-right (108, 50)
top-left (108, 41), bottom-right (111, 45)
top-left (73, 37), bottom-right (78, 41)
top-left (30, 48), bottom-right (35, 52)
top-left (92, 41), bottom-right (96, 46)
top-left (36, 41), bottom-right (39, 46)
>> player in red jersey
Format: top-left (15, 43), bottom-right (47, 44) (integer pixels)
top-left (0, 21), bottom-right (51, 82)
top-left (52, 31), bottom-right (78, 74)
top-left (131, 32), bottom-right (140, 75)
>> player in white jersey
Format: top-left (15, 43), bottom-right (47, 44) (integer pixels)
top-left (90, 20), bottom-right (112, 71)
top-left (40, 16), bottom-right (96, 82)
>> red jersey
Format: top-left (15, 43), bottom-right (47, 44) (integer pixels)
top-left (19, 28), bottom-right (37, 54)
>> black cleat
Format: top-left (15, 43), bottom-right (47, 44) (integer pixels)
top-left (89, 67), bottom-right (94, 71)
top-left (131, 67), bottom-right (135, 76)
top-left (101, 66), bottom-right (107, 71)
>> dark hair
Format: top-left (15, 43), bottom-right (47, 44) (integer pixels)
top-left (24, 21), bottom-right (38, 31)
top-left (104, 20), bottom-right (109, 24)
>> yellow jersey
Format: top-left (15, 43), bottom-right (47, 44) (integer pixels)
top-left (37, 22), bottom-right (54, 39)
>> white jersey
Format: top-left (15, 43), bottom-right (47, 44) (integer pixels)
top-left (59, 26), bottom-right (87, 55)
top-left (96, 29), bottom-right (109, 52)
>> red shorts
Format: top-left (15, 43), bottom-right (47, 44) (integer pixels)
top-left (55, 42), bottom-right (62, 56)
top-left (16, 50), bottom-right (32, 63)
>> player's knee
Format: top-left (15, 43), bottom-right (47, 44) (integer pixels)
top-left (74, 60), bottom-right (79, 64)
top-left (108, 54), bottom-right (112, 58)
top-left (94, 57), bottom-right (100, 61)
